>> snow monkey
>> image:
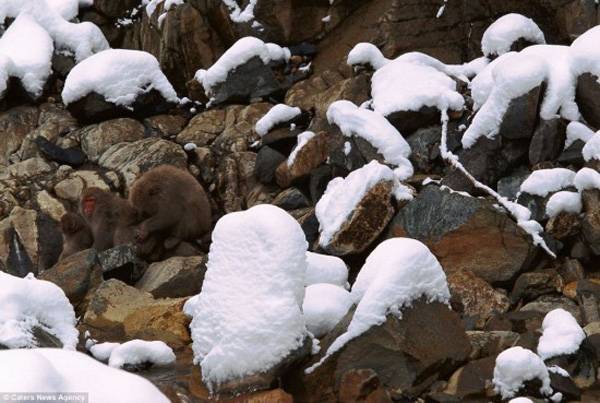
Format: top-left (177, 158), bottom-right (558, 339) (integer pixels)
top-left (59, 212), bottom-right (93, 260)
top-left (128, 165), bottom-right (212, 252)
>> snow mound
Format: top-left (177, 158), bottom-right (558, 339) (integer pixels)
top-left (303, 284), bottom-right (353, 338)
top-left (570, 25), bottom-right (600, 78)
top-left (195, 37), bottom-right (290, 95)
top-left (108, 340), bottom-right (176, 369)
top-left (288, 131), bottom-right (316, 167)
top-left (470, 52), bottom-right (516, 110)
top-left (255, 104), bottom-right (301, 136)
top-left (493, 346), bottom-right (552, 399)
top-left (0, 272), bottom-right (78, 350)
top-left (0, 348), bottom-right (169, 403)
top-left (574, 167), bottom-right (600, 191)
top-left (327, 100), bottom-right (414, 180)
top-left (545, 191), bottom-right (582, 218)
top-left (48, 0), bottom-right (80, 20)
top-left (537, 308), bottom-right (585, 360)
top-left (315, 161), bottom-right (413, 248)
top-left (307, 238), bottom-right (449, 372)
top-left (0, 0), bottom-right (108, 63)
top-left (62, 49), bottom-right (179, 107)
top-left (88, 342), bottom-right (120, 362)
top-left (184, 204), bottom-right (308, 390)
top-left (519, 168), bottom-right (576, 197)
top-left (509, 399), bottom-right (534, 403)
top-left (371, 60), bottom-right (464, 117)
top-left (481, 13), bottom-right (545, 57)
top-left (305, 252), bottom-right (349, 289)
top-left (347, 43), bottom-right (389, 70)
top-left (221, 0), bottom-right (258, 24)
top-left (565, 121), bottom-right (595, 149)
top-left (0, 14), bottom-right (53, 98)
top-left (583, 133), bottom-right (600, 162)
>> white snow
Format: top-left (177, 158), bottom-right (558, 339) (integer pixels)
top-left (62, 49), bottom-right (179, 107)
top-left (469, 52), bottom-right (515, 110)
top-left (286, 132), bottom-right (315, 168)
top-left (537, 308), bottom-right (585, 360)
top-left (519, 168), bottom-right (576, 197)
top-left (0, 14), bottom-right (54, 98)
top-left (481, 13), bottom-right (546, 57)
top-left (0, 0), bottom-right (109, 63)
top-left (108, 340), bottom-right (176, 369)
top-left (89, 342), bottom-right (120, 362)
top-left (574, 167), bottom-right (600, 191)
top-left (493, 346), bottom-right (552, 399)
top-left (565, 121), bottom-right (595, 149)
top-left (143, 0), bottom-right (184, 17)
top-left (0, 348), bottom-right (169, 403)
top-left (509, 399), bottom-right (534, 403)
top-left (582, 133), bottom-right (600, 161)
top-left (315, 161), bottom-right (413, 248)
top-left (371, 60), bottom-right (464, 118)
top-left (184, 204), bottom-right (308, 391)
top-left (307, 238), bottom-right (450, 372)
top-left (255, 104), bottom-right (301, 136)
top-left (195, 37), bottom-right (290, 95)
top-left (305, 252), bottom-right (349, 289)
top-left (47, 0), bottom-right (80, 20)
top-left (221, 0), bottom-right (258, 23)
top-left (303, 284), bottom-right (353, 338)
top-left (570, 25), bottom-right (600, 79)
top-left (548, 365), bottom-right (569, 377)
top-left (327, 100), bottom-right (414, 180)
top-left (545, 191), bottom-right (582, 218)
top-left (347, 43), bottom-right (389, 71)
top-left (0, 272), bottom-right (78, 350)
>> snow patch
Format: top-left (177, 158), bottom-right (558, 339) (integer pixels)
top-left (519, 168), bottom-right (576, 197)
top-left (255, 104), bottom-right (301, 136)
top-left (545, 191), bottom-right (582, 218)
top-left (305, 252), bottom-right (349, 289)
top-left (565, 121), bottom-right (595, 149)
top-left (288, 131), bottom-right (316, 167)
top-left (493, 346), bottom-right (552, 399)
top-left (582, 133), bottom-right (600, 161)
top-left (537, 308), bottom-right (585, 360)
top-left (303, 284), bottom-right (353, 338)
top-left (574, 167), bottom-right (600, 191)
top-left (481, 13), bottom-right (545, 57)
top-left (108, 340), bottom-right (176, 369)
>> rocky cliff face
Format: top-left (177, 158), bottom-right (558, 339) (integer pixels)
top-left (2, 0), bottom-right (600, 402)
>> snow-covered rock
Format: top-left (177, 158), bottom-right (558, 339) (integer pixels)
top-left (493, 346), bottom-right (552, 399)
top-left (62, 49), bottom-right (178, 122)
top-left (287, 131), bottom-right (316, 167)
top-left (565, 121), bottom-right (595, 149)
top-left (545, 191), bottom-right (582, 218)
top-left (0, 272), bottom-right (78, 350)
top-left (537, 308), bottom-right (585, 361)
top-left (327, 100), bottom-right (413, 180)
top-left (0, 348), bottom-right (169, 403)
top-left (184, 204), bottom-right (309, 393)
top-left (481, 13), bottom-right (545, 57)
top-left (570, 25), bottom-right (600, 78)
top-left (307, 238), bottom-right (450, 371)
top-left (221, 0), bottom-right (258, 24)
top-left (48, 0), bottom-right (80, 20)
top-left (303, 284), bottom-right (353, 338)
top-left (88, 341), bottom-right (120, 362)
top-left (255, 104), bottom-right (301, 136)
top-left (315, 161), bottom-right (412, 254)
top-left (574, 167), bottom-right (600, 191)
top-left (582, 133), bottom-right (600, 162)
top-left (108, 340), bottom-right (176, 369)
top-left (519, 168), bottom-right (576, 197)
top-left (305, 252), bottom-right (349, 289)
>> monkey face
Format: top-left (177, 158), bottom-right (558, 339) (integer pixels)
top-left (81, 196), bottom-right (95, 218)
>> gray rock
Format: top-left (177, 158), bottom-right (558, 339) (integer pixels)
top-left (576, 73), bottom-right (600, 129)
top-left (136, 255), bottom-right (207, 298)
top-left (528, 118), bottom-right (567, 166)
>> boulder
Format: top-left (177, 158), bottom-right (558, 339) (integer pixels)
top-left (443, 356), bottom-right (495, 400)
top-left (499, 86), bottom-right (543, 140)
top-left (388, 186), bottom-right (534, 283)
top-left (0, 106), bottom-right (39, 166)
top-left (386, 106), bottom-right (444, 136)
top-left (176, 109), bottom-right (226, 147)
top-left (80, 118), bottom-right (145, 163)
top-left (581, 189), bottom-right (600, 255)
top-left (34, 137), bottom-right (86, 167)
top-left (510, 271), bottom-right (563, 304)
top-left (576, 73), bottom-right (600, 129)
top-left (466, 331), bottom-right (519, 360)
top-left (275, 132), bottom-right (328, 188)
top-left (272, 188), bottom-right (310, 211)
top-left (144, 114), bottom-right (188, 139)
top-left (35, 191), bottom-right (66, 222)
top-left (215, 152), bottom-right (258, 213)
top-left (255, 145), bottom-right (287, 184)
top-left (97, 245), bottom-right (146, 284)
top-left (528, 118), bottom-right (567, 165)
top-left (54, 170), bottom-right (110, 202)
top-left (136, 255), bottom-right (207, 298)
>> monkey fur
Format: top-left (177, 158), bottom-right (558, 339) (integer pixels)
top-left (59, 212), bottom-right (93, 260)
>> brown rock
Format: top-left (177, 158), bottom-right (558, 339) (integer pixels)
top-left (510, 271), bottom-right (563, 304)
top-left (80, 118), bottom-right (145, 163)
top-left (144, 114), bottom-right (189, 139)
top-left (176, 109), bottom-right (226, 147)
top-left (444, 356), bottom-right (495, 399)
top-left (275, 132), bottom-right (328, 188)
top-left (0, 106), bottom-right (39, 166)
top-left (466, 331), bottom-right (519, 360)
top-left (581, 189), bottom-right (600, 255)
top-left (338, 369), bottom-right (381, 403)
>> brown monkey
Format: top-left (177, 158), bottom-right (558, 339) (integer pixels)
top-left (128, 165), bottom-right (212, 250)
top-left (59, 212), bottom-right (93, 260)
top-left (79, 187), bottom-right (139, 252)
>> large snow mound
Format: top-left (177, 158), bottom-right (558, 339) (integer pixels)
top-left (327, 100), bottom-right (414, 180)
top-left (545, 191), bottom-right (582, 218)
top-left (195, 37), bottom-right (290, 95)
top-left (305, 252), bottom-right (349, 289)
top-left (519, 168), bottom-right (576, 197)
top-left (255, 104), bottom-right (301, 136)
top-left (481, 13), bottom-right (546, 57)
top-left (537, 308), bottom-right (585, 360)
top-left (303, 284), bottom-right (353, 338)
top-left (307, 238), bottom-right (449, 372)
top-left (108, 340), bottom-right (176, 369)
top-left (570, 25), bottom-right (600, 78)
top-left (0, 272), bottom-right (78, 350)
top-left (184, 204), bottom-right (308, 390)
top-left (574, 167), bottom-right (600, 191)
top-left (493, 346), bottom-right (552, 399)
top-left (315, 161), bottom-right (412, 248)
top-left (62, 49), bottom-right (179, 107)
top-left (565, 121), bottom-right (595, 149)
top-left (0, 0), bottom-right (109, 63)
top-left (0, 348), bottom-right (169, 403)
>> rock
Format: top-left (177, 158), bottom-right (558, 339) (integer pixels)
top-left (144, 114), bottom-right (189, 139)
top-left (176, 109), bottom-right (225, 147)
top-left (210, 104), bottom-right (271, 156)
top-left (466, 331), bottom-right (519, 360)
top-left (98, 138), bottom-right (187, 189)
top-left (136, 256), bottom-right (206, 298)
top-left (528, 118), bottom-right (567, 165)
top-left (497, 168), bottom-right (531, 200)
top-left (388, 186), bottom-right (534, 283)
top-left (546, 212), bottom-right (581, 240)
top-left (386, 106), bottom-right (444, 136)
top-left (97, 245), bottom-right (146, 285)
top-left (322, 180), bottom-right (395, 256)
top-left (0, 106), bottom-right (39, 166)
top-left (520, 295), bottom-right (582, 324)
top-left (581, 189), bottom-right (600, 255)
top-left (93, 0), bottom-right (139, 19)
top-left (215, 152), bottom-right (258, 213)
top-left (35, 191), bottom-right (66, 222)
top-left (499, 86), bottom-right (543, 140)
top-left (66, 89), bottom-right (176, 123)
top-left (6, 158), bottom-right (53, 180)
top-left (39, 249), bottom-right (101, 312)
top-left (287, 300), bottom-right (471, 401)
top-left (559, 139), bottom-right (586, 166)
top-left (275, 132), bottom-right (328, 188)
top-left (272, 188), bottom-right (310, 211)
top-left (577, 280), bottom-right (600, 324)
top-left (510, 271), bottom-right (563, 304)
top-left (443, 356), bottom-right (495, 400)
top-left (33, 137), bottom-right (86, 166)
top-left (338, 369), bottom-right (381, 403)
top-left (447, 270), bottom-right (510, 328)
top-left (576, 73), bottom-right (600, 129)
top-left (54, 170), bottom-right (110, 202)
top-left (255, 145), bottom-right (287, 184)
top-left (8, 207), bottom-right (39, 275)
top-left (80, 118), bottom-right (145, 163)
